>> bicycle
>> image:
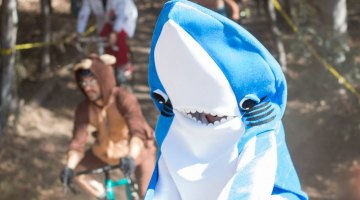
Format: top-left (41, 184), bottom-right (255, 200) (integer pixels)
top-left (64, 164), bottom-right (140, 200)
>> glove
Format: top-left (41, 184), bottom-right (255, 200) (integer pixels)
top-left (60, 167), bottom-right (75, 186)
top-left (119, 156), bottom-right (136, 177)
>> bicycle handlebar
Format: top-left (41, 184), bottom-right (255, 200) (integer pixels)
top-left (76, 36), bottom-right (119, 52)
top-left (75, 164), bottom-right (120, 176)
top-left (77, 36), bottom-right (108, 43)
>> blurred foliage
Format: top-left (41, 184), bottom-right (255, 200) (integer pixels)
top-left (286, 0), bottom-right (360, 87)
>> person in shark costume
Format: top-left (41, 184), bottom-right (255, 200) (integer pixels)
top-left (145, 0), bottom-right (308, 199)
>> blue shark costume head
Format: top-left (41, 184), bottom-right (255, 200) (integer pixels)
top-left (145, 1), bottom-right (308, 199)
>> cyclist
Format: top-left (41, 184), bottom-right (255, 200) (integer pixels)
top-left (76, 0), bottom-right (138, 84)
top-left (60, 54), bottom-right (156, 199)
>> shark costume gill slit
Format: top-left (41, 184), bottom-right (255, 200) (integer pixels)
top-left (145, 0), bottom-right (308, 199)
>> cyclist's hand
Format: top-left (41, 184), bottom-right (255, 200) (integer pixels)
top-left (119, 156), bottom-right (136, 177)
top-left (60, 167), bottom-right (75, 187)
top-left (109, 32), bottom-right (118, 46)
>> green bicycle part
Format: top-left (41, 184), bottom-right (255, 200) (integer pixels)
top-left (105, 178), bottom-right (133, 200)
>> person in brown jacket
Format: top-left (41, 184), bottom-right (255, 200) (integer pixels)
top-left (59, 54), bottom-right (156, 199)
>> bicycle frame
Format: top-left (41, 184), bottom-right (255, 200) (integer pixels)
top-left (104, 170), bottom-right (133, 200)
top-left (76, 164), bottom-right (139, 200)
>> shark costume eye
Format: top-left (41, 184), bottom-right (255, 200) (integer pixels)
top-left (152, 89), bottom-right (169, 104)
top-left (241, 95), bottom-right (275, 126)
top-left (239, 94), bottom-right (260, 110)
top-left (152, 89), bottom-right (173, 117)
top-left (240, 99), bottom-right (257, 110)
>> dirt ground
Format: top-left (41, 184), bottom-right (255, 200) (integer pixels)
top-left (0, 0), bottom-right (360, 199)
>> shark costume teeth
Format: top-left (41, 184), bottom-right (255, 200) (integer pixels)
top-left (181, 109), bottom-right (234, 126)
top-left (145, 0), bottom-right (308, 200)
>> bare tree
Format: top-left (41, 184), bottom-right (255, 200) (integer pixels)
top-left (40, 0), bottom-right (52, 73)
top-left (312, 0), bottom-right (348, 63)
top-left (0, 0), bottom-right (18, 137)
top-left (266, 0), bottom-right (287, 71)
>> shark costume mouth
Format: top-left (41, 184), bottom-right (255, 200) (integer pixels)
top-left (179, 109), bottom-right (236, 125)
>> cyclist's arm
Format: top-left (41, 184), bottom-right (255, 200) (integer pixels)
top-left (222, 131), bottom-right (277, 199)
top-left (77, 0), bottom-right (91, 34)
top-left (66, 101), bottom-right (90, 169)
top-left (115, 88), bottom-right (153, 160)
top-left (128, 136), bottom-right (144, 160)
top-left (66, 150), bottom-right (85, 169)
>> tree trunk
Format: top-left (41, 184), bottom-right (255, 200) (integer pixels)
top-left (40, 0), bottom-right (52, 73)
top-left (312, 0), bottom-right (348, 63)
top-left (266, 0), bottom-right (287, 71)
top-left (0, 0), bottom-right (18, 138)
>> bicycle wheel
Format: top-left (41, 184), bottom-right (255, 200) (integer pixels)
top-left (127, 177), bottom-right (140, 200)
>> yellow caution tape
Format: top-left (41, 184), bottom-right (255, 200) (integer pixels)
top-left (1, 42), bottom-right (50, 55)
top-left (1, 25), bottom-right (96, 55)
top-left (84, 25), bottom-right (96, 36)
top-left (271, 0), bottom-right (298, 33)
top-left (272, 0), bottom-right (360, 102)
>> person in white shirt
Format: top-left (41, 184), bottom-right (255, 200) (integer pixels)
top-left (77, 0), bottom-right (138, 84)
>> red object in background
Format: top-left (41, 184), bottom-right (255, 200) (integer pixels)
top-left (100, 23), bottom-right (129, 67)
